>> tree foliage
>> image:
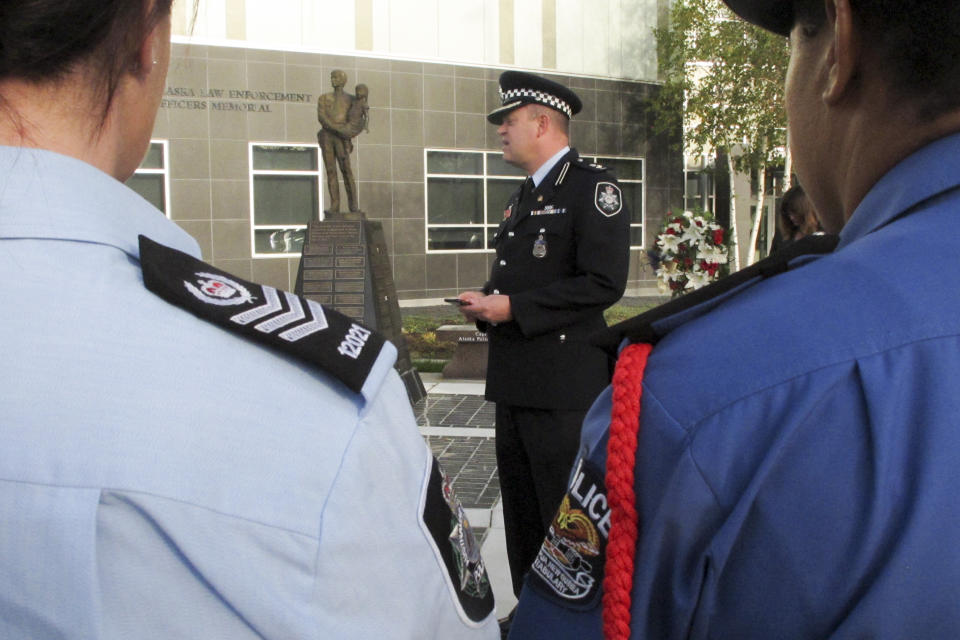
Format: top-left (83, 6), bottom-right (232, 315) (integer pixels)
top-left (652, 0), bottom-right (789, 170)
top-left (650, 0), bottom-right (790, 266)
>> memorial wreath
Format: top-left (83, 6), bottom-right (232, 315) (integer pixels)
top-left (650, 210), bottom-right (729, 297)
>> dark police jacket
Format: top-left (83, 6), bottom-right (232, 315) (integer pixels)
top-left (480, 148), bottom-right (630, 410)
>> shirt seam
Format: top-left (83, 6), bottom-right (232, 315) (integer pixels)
top-left (643, 332), bottom-right (960, 509)
top-left (0, 475), bottom-right (320, 540)
top-left (661, 330), bottom-right (960, 441)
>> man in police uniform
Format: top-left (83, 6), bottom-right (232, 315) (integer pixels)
top-left (507, 0), bottom-right (960, 638)
top-left (457, 71), bottom-right (631, 616)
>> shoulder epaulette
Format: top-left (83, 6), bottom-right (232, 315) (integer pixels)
top-left (593, 233), bottom-right (840, 353)
top-left (138, 235), bottom-right (386, 395)
top-left (572, 156), bottom-right (606, 173)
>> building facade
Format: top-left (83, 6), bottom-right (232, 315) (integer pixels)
top-left (132, 0), bottom-right (683, 301)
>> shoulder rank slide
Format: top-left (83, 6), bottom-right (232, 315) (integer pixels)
top-left (138, 235), bottom-right (385, 395)
top-left (573, 156), bottom-right (605, 173)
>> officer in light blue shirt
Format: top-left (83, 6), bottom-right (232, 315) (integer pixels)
top-left (509, 0), bottom-right (960, 637)
top-left (0, 2), bottom-right (497, 638)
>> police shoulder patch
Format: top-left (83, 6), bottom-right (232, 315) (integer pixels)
top-left (138, 235), bottom-right (385, 395)
top-left (420, 456), bottom-right (495, 624)
top-left (527, 457), bottom-right (609, 611)
top-left (594, 181), bottom-right (623, 216)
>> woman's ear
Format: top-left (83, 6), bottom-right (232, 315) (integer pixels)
top-left (133, 15), bottom-right (164, 81)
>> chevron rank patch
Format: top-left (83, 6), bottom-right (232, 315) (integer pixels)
top-left (138, 235), bottom-right (384, 394)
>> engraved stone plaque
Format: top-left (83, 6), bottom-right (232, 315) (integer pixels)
top-left (304, 256), bottom-right (333, 268)
top-left (295, 215), bottom-right (425, 404)
top-left (303, 281), bottom-right (333, 294)
top-left (336, 257), bottom-right (365, 268)
top-left (335, 281), bottom-right (364, 292)
top-left (335, 294), bottom-right (364, 306)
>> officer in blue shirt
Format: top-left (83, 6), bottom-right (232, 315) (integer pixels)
top-left (0, 2), bottom-right (497, 638)
top-left (510, 0), bottom-right (960, 637)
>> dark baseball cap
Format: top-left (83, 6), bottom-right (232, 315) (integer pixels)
top-left (487, 71), bottom-right (583, 125)
top-left (722, 0), bottom-right (794, 36)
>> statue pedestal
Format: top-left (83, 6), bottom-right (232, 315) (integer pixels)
top-left (295, 214), bottom-right (425, 404)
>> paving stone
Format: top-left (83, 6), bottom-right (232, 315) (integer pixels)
top-left (414, 394), bottom-right (503, 510)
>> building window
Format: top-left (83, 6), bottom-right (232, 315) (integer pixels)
top-left (684, 169), bottom-right (716, 215)
top-left (425, 150), bottom-right (645, 252)
top-left (249, 143), bottom-right (322, 258)
top-left (127, 140), bottom-right (170, 217)
top-left (424, 149), bottom-right (524, 252)
top-left (595, 156), bottom-right (644, 248)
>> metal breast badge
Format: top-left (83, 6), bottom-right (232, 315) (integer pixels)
top-left (533, 233), bottom-right (547, 258)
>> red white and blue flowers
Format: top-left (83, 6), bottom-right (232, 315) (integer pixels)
top-left (653, 210), bottom-right (729, 297)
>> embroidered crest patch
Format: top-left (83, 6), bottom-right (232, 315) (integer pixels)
top-left (421, 456), bottom-right (495, 623)
top-left (138, 235), bottom-right (384, 394)
top-left (185, 273), bottom-right (255, 306)
top-left (527, 457), bottom-right (609, 610)
top-left (594, 182), bottom-right (623, 216)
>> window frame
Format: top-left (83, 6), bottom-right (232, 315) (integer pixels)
top-left (593, 155), bottom-right (645, 250)
top-left (248, 142), bottom-right (323, 259)
top-left (131, 139), bottom-right (171, 218)
top-left (424, 148), bottom-right (645, 253)
top-left (423, 148), bottom-right (523, 254)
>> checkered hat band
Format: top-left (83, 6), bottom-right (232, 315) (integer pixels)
top-left (499, 88), bottom-right (572, 118)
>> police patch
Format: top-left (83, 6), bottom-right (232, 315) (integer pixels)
top-left (420, 456), bottom-right (495, 624)
top-left (527, 457), bottom-right (609, 610)
top-left (185, 273), bottom-right (255, 306)
top-left (595, 182), bottom-right (623, 216)
top-left (138, 235), bottom-right (385, 395)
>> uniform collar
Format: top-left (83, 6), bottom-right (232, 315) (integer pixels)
top-left (531, 145), bottom-right (571, 187)
top-left (0, 146), bottom-right (200, 261)
top-left (530, 147), bottom-right (578, 202)
top-left (838, 131), bottom-right (960, 249)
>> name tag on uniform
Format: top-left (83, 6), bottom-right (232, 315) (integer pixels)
top-left (530, 205), bottom-right (566, 216)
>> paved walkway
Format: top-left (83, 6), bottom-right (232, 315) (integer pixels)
top-left (413, 373), bottom-right (517, 617)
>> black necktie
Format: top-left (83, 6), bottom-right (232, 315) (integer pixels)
top-left (520, 177), bottom-right (533, 203)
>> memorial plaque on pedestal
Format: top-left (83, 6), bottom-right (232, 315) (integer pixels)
top-left (295, 214), bottom-right (425, 405)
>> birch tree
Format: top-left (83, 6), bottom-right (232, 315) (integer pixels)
top-left (650, 0), bottom-right (790, 268)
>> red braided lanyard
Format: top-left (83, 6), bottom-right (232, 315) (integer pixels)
top-left (603, 342), bottom-right (653, 640)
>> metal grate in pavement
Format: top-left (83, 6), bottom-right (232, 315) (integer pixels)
top-left (414, 394), bottom-right (500, 511)
top-left (425, 436), bottom-right (500, 509)
top-left (414, 394), bottom-right (496, 429)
